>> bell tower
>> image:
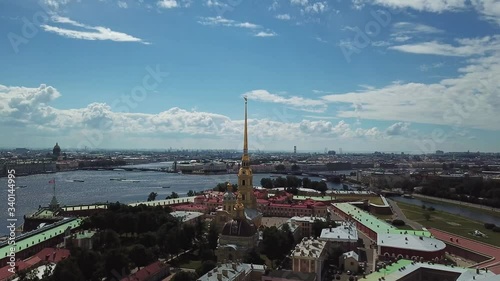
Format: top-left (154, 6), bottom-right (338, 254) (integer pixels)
top-left (238, 97), bottom-right (256, 209)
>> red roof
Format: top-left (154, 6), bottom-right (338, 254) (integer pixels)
top-left (34, 248), bottom-right (70, 263)
top-left (120, 261), bottom-right (168, 281)
top-left (0, 248), bottom-right (70, 281)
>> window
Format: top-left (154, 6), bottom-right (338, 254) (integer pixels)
top-left (242, 180), bottom-right (246, 186)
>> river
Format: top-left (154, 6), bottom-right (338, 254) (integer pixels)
top-left (0, 163), bottom-right (348, 236)
top-left (391, 196), bottom-right (500, 225)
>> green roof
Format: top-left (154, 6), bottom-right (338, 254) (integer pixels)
top-left (333, 203), bottom-right (431, 237)
top-left (363, 259), bottom-right (413, 280)
top-left (0, 218), bottom-right (82, 259)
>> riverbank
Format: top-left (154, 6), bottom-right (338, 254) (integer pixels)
top-left (395, 201), bottom-right (500, 247)
top-left (413, 194), bottom-right (500, 218)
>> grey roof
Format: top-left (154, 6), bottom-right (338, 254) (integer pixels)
top-left (197, 263), bottom-right (265, 281)
top-left (377, 233), bottom-right (446, 252)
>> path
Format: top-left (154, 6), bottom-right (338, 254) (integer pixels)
top-left (387, 198), bottom-right (423, 230)
top-left (429, 228), bottom-right (500, 274)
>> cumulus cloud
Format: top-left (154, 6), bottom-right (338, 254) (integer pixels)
top-left (0, 83), bottom-right (395, 150)
top-left (386, 122), bottom-right (410, 135)
top-left (389, 36), bottom-right (500, 56)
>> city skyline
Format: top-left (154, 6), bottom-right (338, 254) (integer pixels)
top-left (1, 0), bottom-right (500, 152)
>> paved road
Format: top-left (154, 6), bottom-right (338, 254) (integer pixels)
top-left (387, 198), bottom-right (424, 230)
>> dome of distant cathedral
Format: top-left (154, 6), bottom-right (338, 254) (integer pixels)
top-left (221, 218), bottom-right (257, 237)
top-left (53, 143), bottom-right (61, 155)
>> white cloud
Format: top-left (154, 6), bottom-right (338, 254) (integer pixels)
top-left (244, 90), bottom-right (326, 113)
top-left (41, 0), bottom-right (72, 10)
top-left (205, 0), bottom-right (228, 8)
top-left (386, 122), bottom-right (410, 135)
top-left (419, 62), bottom-right (444, 71)
top-left (321, 38), bottom-right (500, 131)
top-left (390, 36), bottom-right (500, 56)
top-left (157, 0), bottom-right (178, 8)
top-left (304, 1), bottom-right (328, 13)
top-left (0, 84), bottom-right (392, 150)
top-left (41, 16), bottom-right (149, 44)
top-left (291, 0), bottom-right (308, 6)
top-left (254, 31), bottom-right (277, 37)
top-left (197, 16), bottom-right (260, 29)
top-left (370, 0), bottom-right (468, 13)
top-left (276, 14), bottom-right (291, 20)
top-left (269, 0), bottom-right (280, 11)
top-left (471, 0), bottom-right (500, 25)
top-left (393, 22), bottom-right (444, 34)
top-left (117, 1), bottom-right (128, 8)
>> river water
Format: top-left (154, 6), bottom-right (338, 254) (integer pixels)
top-left (0, 163), bottom-right (346, 236)
top-left (391, 196), bottom-right (500, 225)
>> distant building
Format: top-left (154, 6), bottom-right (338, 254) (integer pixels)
top-left (65, 230), bottom-right (96, 250)
top-left (290, 216), bottom-right (326, 238)
top-left (170, 211), bottom-right (204, 225)
top-left (52, 142), bottom-right (61, 158)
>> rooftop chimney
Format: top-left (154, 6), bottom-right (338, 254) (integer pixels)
top-left (217, 273), bottom-right (223, 281)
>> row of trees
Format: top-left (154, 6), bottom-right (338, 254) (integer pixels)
top-left (260, 176), bottom-right (328, 193)
top-left (420, 179), bottom-right (500, 208)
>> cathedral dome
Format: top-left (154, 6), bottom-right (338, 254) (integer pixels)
top-left (52, 143), bottom-right (61, 156)
top-left (221, 218), bottom-right (257, 237)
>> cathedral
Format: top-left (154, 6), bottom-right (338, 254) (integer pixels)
top-left (215, 97), bottom-right (262, 261)
top-left (214, 97), bottom-right (262, 230)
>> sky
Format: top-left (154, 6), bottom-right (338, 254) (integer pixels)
top-left (0, 0), bottom-right (499, 153)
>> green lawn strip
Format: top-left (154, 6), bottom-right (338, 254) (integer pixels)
top-left (172, 252), bottom-right (202, 269)
top-left (396, 201), bottom-right (500, 247)
top-left (414, 196), bottom-right (500, 219)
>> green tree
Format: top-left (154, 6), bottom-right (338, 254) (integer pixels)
top-left (312, 219), bottom-right (330, 237)
top-left (302, 177), bottom-right (311, 188)
top-left (423, 212), bottom-right (431, 221)
top-left (172, 271), bottom-right (198, 281)
top-left (243, 248), bottom-right (264, 264)
top-left (147, 192), bottom-right (158, 202)
top-left (166, 192), bottom-right (179, 199)
top-left (52, 258), bottom-right (86, 281)
top-left (207, 223), bottom-right (219, 250)
top-left (261, 178), bottom-right (274, 189)
top-left (291, 164), bottom-right (300, 171)
top-left (196, 260), bottom-right (216, 276)
top-left (128, 244), bottom-right (155, 268)
top-left (187, 190), bottom-right (196, 196)
top-left (104, 249), bottom-right (130, 279)
top-left (275, 164), bottom-right (286, 172)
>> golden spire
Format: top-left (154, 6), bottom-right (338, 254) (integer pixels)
top-left (242, 96), bottom-right (250, 167)
top-left (227, 182), bottom-right (233, 192)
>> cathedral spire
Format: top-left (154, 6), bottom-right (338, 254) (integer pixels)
top-left (242, 97), bottom-right (249, 167)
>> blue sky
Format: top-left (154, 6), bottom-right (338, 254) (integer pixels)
top-left (1, 0), bottom-right (499, 153)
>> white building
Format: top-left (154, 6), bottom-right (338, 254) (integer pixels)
top-left (196, 262), bottom-right (265, 281)
top-left (291, 237), bottom-right (327, 281)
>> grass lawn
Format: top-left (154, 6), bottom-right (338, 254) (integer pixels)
top-left (172, 252), bottom-right (202, 269)
top-left (414, 195), bottom-right (500, 219)
top-left (368, 196), bottom-right (385, 205)
top-left (396, 201), bottom-right (500, 247)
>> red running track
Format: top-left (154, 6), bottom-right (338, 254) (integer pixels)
top-left (430, 228), bottom-right (500, 274)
